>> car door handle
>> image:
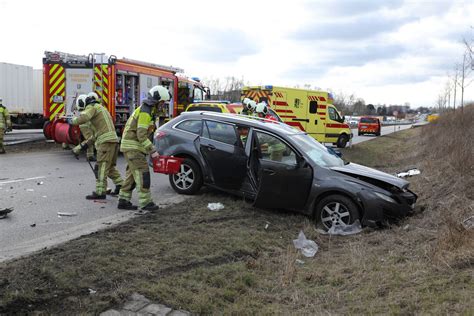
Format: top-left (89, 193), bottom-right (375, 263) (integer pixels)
top-left (205, 144), bottom-right (216, 151)
top-left (263, 168), bottom-right (276, 175)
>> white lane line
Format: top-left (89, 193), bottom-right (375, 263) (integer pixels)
top-left (0, 176), bottom-right (46, 186)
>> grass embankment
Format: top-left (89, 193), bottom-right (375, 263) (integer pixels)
top-left (1, 109), bottom-right (473, 314)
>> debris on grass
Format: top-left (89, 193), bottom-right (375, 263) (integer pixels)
top-left (37, 181), bottom-right (44, 185)
top-left (207, 202), bottom-right (225, 211)
top-left (462, 216), bottom-right (474, 229)
top-left (296, 259), bottom-right (305, 265)
top-left (396, 168), bottom-right (421, 178)
top-left (293, 231), bottom-right (319, 258)
top-left (30, 223), bottom-right (36, 227)
top-left (88, 288), bottom-right (97, 295)
top-left (316, 220), bottom-right (363, 236)
top-left (26, 189), bottom-right (34, 192)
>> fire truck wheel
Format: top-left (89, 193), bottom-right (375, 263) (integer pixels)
top-left (169, 158), bottom-right (203, 195)
top-left (336, 134), bottom-right (349, 148)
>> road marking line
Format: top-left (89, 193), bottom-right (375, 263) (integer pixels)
top-left (0, 176), bottom-right (46, 186)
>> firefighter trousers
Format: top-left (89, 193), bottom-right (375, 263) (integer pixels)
top-left (0, 128), bottom-right (4, 153)
top-left (95, 142), bottom-right (123, 195)
top-left (118, 151), bottom-right (153, 208)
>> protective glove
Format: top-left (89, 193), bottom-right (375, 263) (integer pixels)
top-left (67, 117), bottom-right (74, 125)
top-left (72, 145), bottom-right (81, 159)
top-left (151, 151), bottom-right (159, 159)
top-left (80, 143), bottom-right (88, 150)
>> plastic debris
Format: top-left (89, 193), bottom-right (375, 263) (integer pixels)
top-left (293, 231), bottom-right (319, 258)
top-left (207, 202), bottom-right (225, 211)
top-left (57, 212), bottom-right (78, 217)
top-left (88, 288), bottom-right (97, 295)
top-left (296, 259), bottom-right (305, 265)
top-left (30, 223), bottom-right (36, 227)
top-left (37, 181), bottom-right (44, 185)
top-left (0, 207), bottom-right (13, 219)
top-left (316, 220), bottom-right (363, 236)
top-left (26, 189), bottom-right (34, 192)
top-left (264, 223), bottom-right (269, 230)
top-left (462, 216), bottom-right (474, 229)
top-left (396, 168), bottom-right (421, 178)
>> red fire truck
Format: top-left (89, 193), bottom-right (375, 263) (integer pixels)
top-left (42, 51), bottom-right (208, 144)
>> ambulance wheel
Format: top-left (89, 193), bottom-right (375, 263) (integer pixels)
top-left (336, 134), bottom-right (349, 148)
top-left (169, 158), bottom-right (203, 195)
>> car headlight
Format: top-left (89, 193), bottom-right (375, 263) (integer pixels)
top-left (374, 192), bottom-right (397, 204)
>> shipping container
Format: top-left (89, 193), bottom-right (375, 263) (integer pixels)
top-left (0, 62), bottom-right (44, 128)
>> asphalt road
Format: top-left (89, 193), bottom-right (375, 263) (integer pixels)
top-left (0, 150), bottom-right (186, 262)
top-left (349, 123), bottom-right (413, 146)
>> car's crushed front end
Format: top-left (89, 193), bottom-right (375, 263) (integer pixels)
top-left (330, 163), bottom-right (418, 227)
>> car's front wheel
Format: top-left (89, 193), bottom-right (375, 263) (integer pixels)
top-left (169, 158), bottom-right (203, 195)
top-left (315, 194), bottom-right (360, 231)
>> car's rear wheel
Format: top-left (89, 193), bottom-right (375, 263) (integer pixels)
top-left (315, 194), bottom-right (360, 231)
top-left (375, 130), bottom-right (381, 136)
top-left (336, 134), bottom-right (349, 148)
top-left (169, 158), bottom-right (203, 195)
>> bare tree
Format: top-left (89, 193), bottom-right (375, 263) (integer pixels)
top-left (202, 76), bottom-right (245, 102)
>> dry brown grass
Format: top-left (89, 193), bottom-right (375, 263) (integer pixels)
top-left (417, 105), bottom-right (474, 266)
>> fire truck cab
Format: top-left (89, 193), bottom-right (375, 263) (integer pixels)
top-left (242, 86), bottom-right (352, 148)
top-left (42, 51), bottom-right (208, 144)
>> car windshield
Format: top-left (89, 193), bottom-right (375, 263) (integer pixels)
top-left (291, 134), bottom-right (345, 167)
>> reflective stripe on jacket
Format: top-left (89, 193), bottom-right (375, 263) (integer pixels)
top-left (72, 103), bottom-right (118, 145)
top-left (0, 106), bottom-right (11, 129)
top-left (120, 104), bottom-right (156, 154)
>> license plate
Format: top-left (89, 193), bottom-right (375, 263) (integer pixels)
top-left (361, 125), bottom-right (367, 128)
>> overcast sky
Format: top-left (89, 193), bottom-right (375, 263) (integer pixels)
top-left (0, 0), bottom-right (473, 107)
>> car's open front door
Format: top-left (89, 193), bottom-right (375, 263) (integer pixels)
top-left (250, 130), bottom-right (313, 210)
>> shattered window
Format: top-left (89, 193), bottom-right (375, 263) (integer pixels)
top-left (255, 131), bottom-right (296, 164)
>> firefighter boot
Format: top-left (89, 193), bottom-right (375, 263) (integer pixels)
top-left (118, 199), bottom-right (138, 210)
top-left (86, 191), bottom-right (106, 200)
top-left (141, 202), bottom-right (159, 212)
top-left (110, 185), bottom-right (121, 196)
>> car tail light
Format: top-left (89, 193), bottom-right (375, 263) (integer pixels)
top-left (155, 131), bottom-right (167, 141)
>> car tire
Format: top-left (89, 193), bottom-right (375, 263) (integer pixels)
top-left (315, 194), bottom-right (360, 231)
top-left (169, 158), bottom-right (203, 195)
top-left (357, 131), bottom-right (361, 136)
top-left (375, 131), bottom-right (381, 136)
top-left (336, 134), bottom-right (349, 148)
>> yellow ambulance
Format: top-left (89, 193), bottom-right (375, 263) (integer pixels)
top-left (242, 85), bottom-right (352, 147)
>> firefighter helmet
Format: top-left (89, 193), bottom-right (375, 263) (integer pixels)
top-left (85, 92), bottom-right (99, 105)
top-left (242, 98), bottom-right (251, 106)
top-left (247, 100), bottom-right (257, 112)
top-left (256, 102), bottom-right (268, 115)
top-left (75, 94), bottom-right (87, 111)
top-left (148, 85), bottom-right (171, 102)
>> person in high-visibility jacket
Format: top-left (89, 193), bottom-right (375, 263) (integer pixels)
top-left (71, 92), bottom-right (123, 200)
top-left (72, 95), bottom-right (96, 161)
top-left (118, 85), bottom-right (170, 211)
top-left (0, 98), bottom-right (12, 154)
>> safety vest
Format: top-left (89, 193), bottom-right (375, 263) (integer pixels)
top-left (0, 105), bottom-right (11, 129)
top-left (120, 104), bottom-right (156, 154)
top-left (72, 103), bottom-right (118, 145)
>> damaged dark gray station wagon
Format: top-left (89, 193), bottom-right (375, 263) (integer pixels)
top-left (154, 112), bottom-right (417, 230)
